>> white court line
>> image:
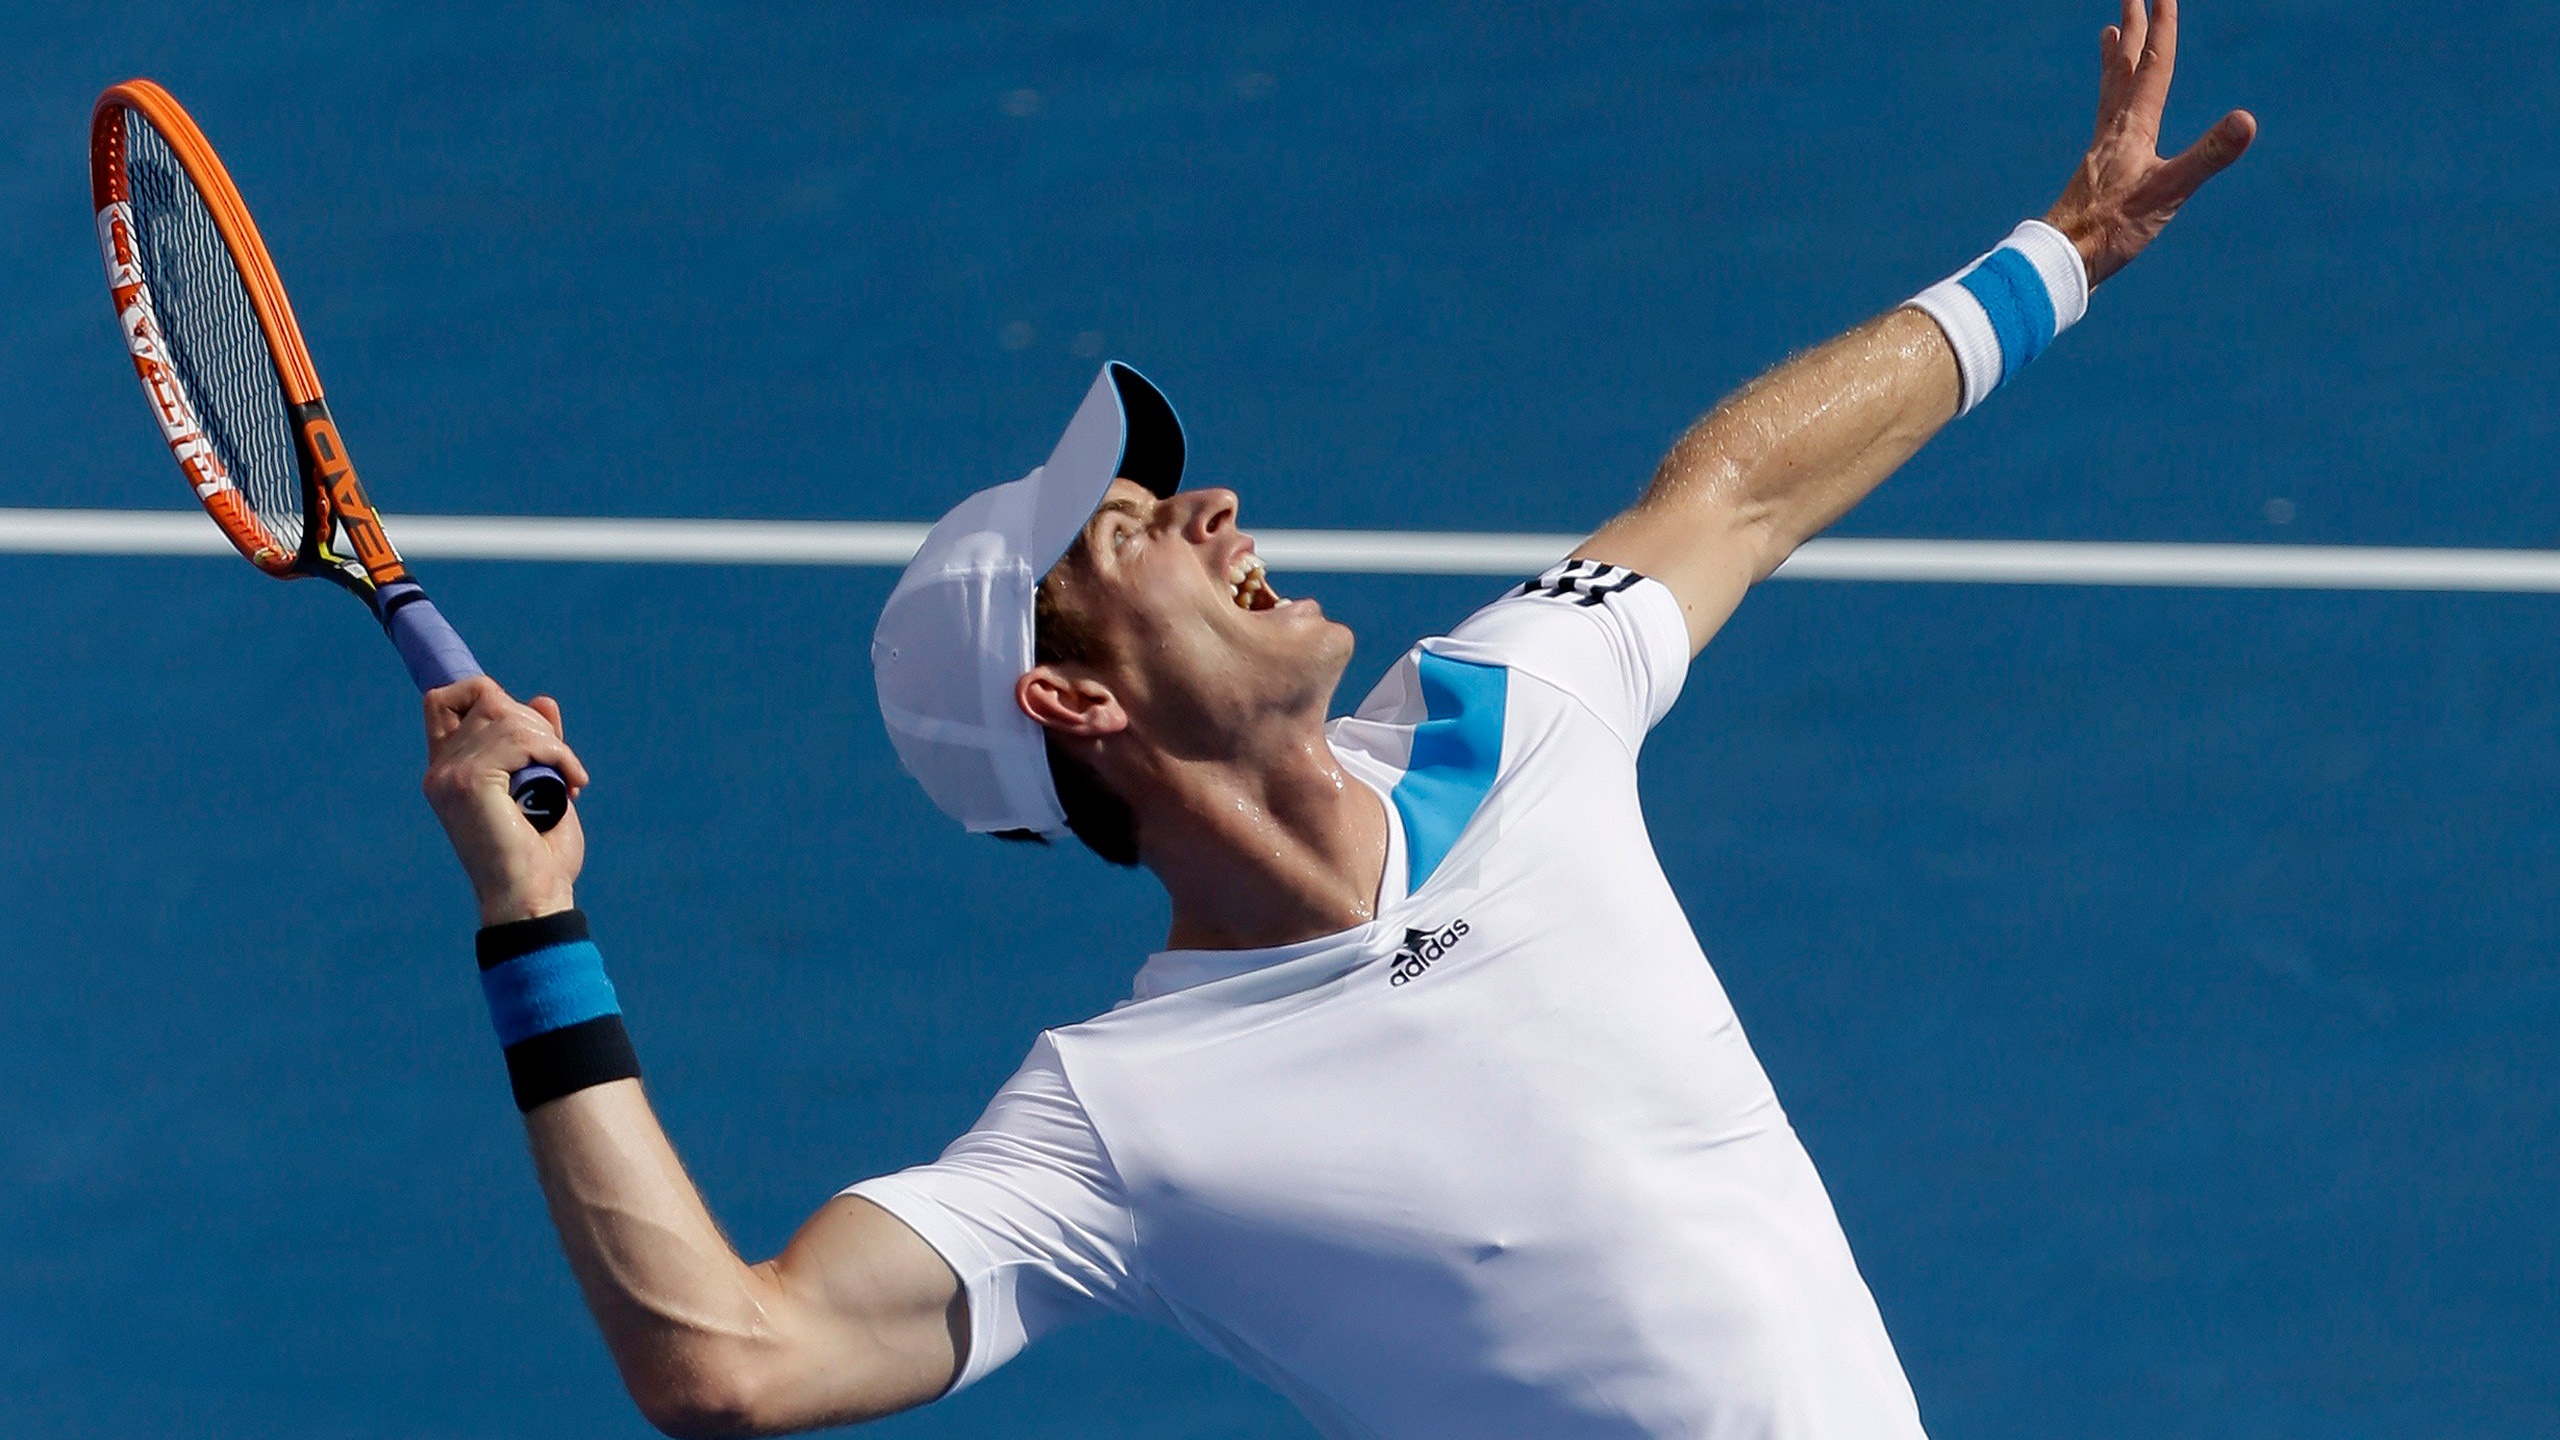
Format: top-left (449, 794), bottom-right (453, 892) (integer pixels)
top-left (4, 507), bottom-right (2560, 591)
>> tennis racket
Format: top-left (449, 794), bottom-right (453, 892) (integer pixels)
top-left (90, 80), bottom-right (569, 832)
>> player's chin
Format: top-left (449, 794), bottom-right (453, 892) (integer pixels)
top-left (1303, 603), bottom-right (1357, 665)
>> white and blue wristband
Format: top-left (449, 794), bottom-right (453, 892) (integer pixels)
top-left (1904, 218), bottom-right (2091, 416)
top-left (476, 910), bottom-right (641, 1112)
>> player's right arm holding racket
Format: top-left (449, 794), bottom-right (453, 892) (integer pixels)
top-left (422, 679), bottom-right (968, 1436)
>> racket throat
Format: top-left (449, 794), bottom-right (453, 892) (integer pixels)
top-left (292, 399), bottom-right (410, 586)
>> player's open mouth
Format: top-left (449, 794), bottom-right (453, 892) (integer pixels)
top-left (1227, 553), bottom-right (1283, 612)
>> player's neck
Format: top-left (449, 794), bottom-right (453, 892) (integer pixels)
top-left (1133, 719), bottom-right (1388, 954)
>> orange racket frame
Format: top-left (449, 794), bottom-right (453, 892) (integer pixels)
top-left (91, 78), bottom-right (409, 593)
top-left (89, 80), bottom-right (574, 832)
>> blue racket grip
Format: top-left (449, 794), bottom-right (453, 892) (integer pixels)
top-left (379, 581), bottom-right (571, 833)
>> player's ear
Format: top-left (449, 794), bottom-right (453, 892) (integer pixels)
top-left (1018, 666), bottom-right (1127, 739)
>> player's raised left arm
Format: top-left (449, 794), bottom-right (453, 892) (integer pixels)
top-left (1578, 0), bottom-right (2255, 655)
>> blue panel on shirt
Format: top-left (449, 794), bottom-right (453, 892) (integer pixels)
top-left (1392, 652), bottom-right (1508, 893)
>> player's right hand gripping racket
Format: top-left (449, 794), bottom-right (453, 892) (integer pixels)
top-left (90, 80), bottom-right (569, 832)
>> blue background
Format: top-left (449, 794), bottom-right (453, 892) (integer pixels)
top-left (2, 2), bottom-right (2554, 1436)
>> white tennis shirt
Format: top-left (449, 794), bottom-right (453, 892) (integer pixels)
top-left (850, 563), bottom-right (1927, 1439)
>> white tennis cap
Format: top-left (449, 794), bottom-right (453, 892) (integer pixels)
top-left (872, 362), bottom-right (1185, 836)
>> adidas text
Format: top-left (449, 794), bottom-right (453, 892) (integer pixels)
top-left (1388, 919), bottom-right (1472, 987)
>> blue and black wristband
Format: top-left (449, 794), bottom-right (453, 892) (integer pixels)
top-left (476, 910), bottom-right (641, 1112)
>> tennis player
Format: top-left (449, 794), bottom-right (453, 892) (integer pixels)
top-left (423, 4), bottom-right (2250, 1434)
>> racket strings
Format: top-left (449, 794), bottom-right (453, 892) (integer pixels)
top-left (122, 112), bottom-right (305, 555)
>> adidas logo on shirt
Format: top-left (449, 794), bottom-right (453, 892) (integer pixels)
top-left (1388, 918), bottom-right (1471, 987)
top-left (1512, 558), bottom-right (1645, 607)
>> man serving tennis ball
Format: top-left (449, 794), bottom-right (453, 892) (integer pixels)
top-left (423, 5), bottom-right (2251, 1434)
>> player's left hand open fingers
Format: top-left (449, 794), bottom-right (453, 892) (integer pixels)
top-left (2106, 0), bottom-right (2143, 82)
top-left (2095, 22), bottom-right (2129, 117)
top-left (2126, 0), bottom-right (2179, 124)
top-left (2148, 108), bottom-right (2257, 206)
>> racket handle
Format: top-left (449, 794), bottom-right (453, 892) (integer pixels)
top-left (380, 581), bottom-right (483, 689)
top-left (379, 581), bottom-right (571, 833)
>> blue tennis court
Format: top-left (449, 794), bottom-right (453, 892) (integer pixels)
top-left (2, 2), bottom-right (2553, 1436)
